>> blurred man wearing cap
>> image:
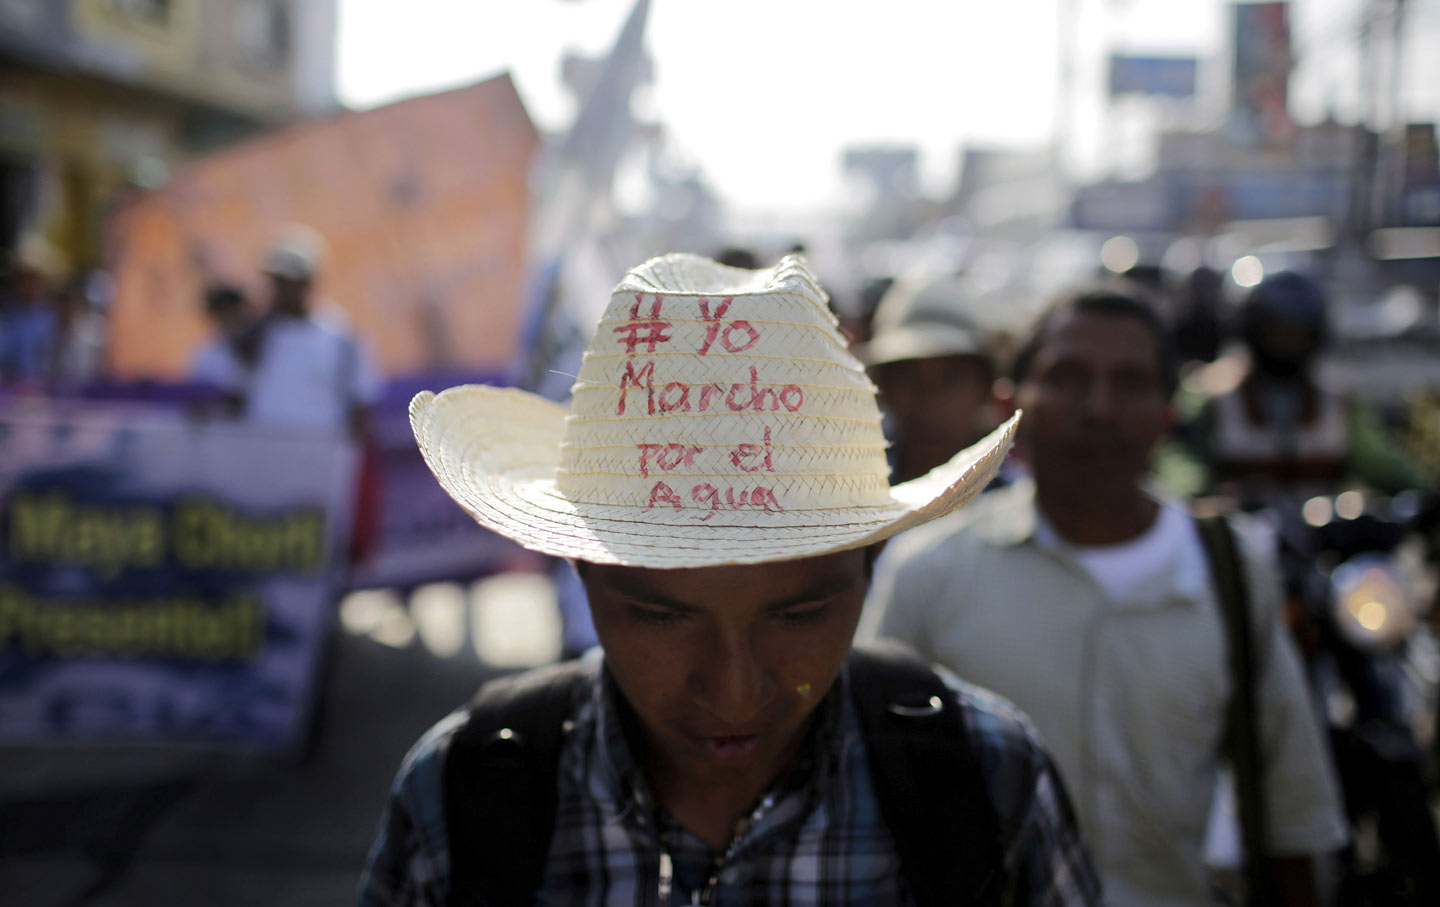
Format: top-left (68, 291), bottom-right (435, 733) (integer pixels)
top-left (858, 274), bottom-right (1002, 484)
top-left (869, 285), bottom-right (1345, 906)
top-left (359, 254), bottom-right (1100, 905)
top-left (237, 226), bottom-right (381, 439)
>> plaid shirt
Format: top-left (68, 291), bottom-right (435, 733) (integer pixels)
top-left (359, 654), bottom-right (1101, 906)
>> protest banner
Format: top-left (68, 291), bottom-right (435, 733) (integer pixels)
top-left (0, 401), bottom-right (355, 753)
top-left (346, 374), bottom-right (540, 593)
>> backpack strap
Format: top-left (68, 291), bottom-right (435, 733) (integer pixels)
top-left (1193, 511), bottom-right (1273, 907)
top-left (443, 660), bottom-right (585, 907)
top-left (848, 641), bottom-right (1007, 906)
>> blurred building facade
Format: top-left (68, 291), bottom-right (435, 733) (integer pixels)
top-left (950, 147), bottom-right (1070, 240)
top-left (1069, 0), bottom-right (1439, 244)
top-left (0, 0), bottom-right (338, 270)
top-left (1072, 119), bottom-right (1440, 237)
top-left (843, 145), bottom-right (927, 243)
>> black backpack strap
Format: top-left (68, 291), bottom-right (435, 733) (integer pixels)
top-left (444, 660), bottom-right (585, 907)
top-left (1193, 511), bottom-right (1273, 906)
top-left (848, 641), bottom-right (1006, 906)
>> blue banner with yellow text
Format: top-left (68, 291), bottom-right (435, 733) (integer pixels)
top-left (0, 400), bottom-right (356, 752)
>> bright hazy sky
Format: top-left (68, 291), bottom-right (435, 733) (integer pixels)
top-left (337, 0), bottom-right (1439, 212)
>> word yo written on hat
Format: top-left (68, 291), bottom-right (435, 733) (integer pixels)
top-left (610, 292), bottom-right (802, 520)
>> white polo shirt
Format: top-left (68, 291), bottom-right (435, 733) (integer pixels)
top-left (243, 315), bottom-right (381, 435)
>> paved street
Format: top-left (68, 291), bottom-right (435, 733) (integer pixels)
top-left (0, 581), bottom-right (559, 907)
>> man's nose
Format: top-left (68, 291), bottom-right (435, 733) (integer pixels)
top-left (1081, 378), bottom-right (1117, 420)
top-left (691, 631), bottom-right (776, 726)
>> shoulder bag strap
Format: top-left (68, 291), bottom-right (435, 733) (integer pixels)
top-left (1193, 511), bottom-right (1273, 906)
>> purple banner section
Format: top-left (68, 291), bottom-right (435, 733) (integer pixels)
top-left (351, 371), bottom-right (543, 591)
top-left (0, 399), bottom-right (356, 752)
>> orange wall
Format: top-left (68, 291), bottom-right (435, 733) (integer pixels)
top-left (106, 73), bottom-right (539, 379)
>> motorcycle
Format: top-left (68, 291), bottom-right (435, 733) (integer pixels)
top-left (1287, 489), bottom-right (1440, 905)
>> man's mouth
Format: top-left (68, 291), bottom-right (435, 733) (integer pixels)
top-left (695, 733), bottom-right (761, 763)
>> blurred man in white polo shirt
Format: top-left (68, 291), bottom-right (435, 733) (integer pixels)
top-left (244, 226), bottom-right (381, 439)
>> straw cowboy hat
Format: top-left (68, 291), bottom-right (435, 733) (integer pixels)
top-left (411, 253), bottom-right (1018, 568)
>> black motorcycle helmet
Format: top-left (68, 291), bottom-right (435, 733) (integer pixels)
top-left (1238, 270), bottom-right (1329, 379)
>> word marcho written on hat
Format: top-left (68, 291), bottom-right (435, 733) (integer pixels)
top-left (611, 294), bottom-right (804, 521)
top-left (612, 296), bottom-right (805, 417)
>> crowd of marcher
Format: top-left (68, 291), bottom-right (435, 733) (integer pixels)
top-left (8, 223), bottom-right (1436, 904)
top-left (358, 245), bottom-right (1437, 906)
top-left (0, 224), bottom-right (382, 440)
top-left (187, 225), bottom-right (382, 440)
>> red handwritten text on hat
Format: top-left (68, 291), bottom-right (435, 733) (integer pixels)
top-left (635, 443), bottom-right (705, 477)
top-left (612, 294), bottom-right (672, 354)
top-left (729, 427), bottom-right (774, 472)
top-left (696, 297), bottom-right (758, 355)
top-left (616, 364), bottom-right (803, 417)
top-left (645, 480), bottom-right (784, 520)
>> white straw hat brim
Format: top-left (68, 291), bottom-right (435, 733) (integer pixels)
top-left (411, 384), bottom-right (1017, 568)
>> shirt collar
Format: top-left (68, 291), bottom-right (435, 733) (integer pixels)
top-left (976, 475), bottom-right (1212, 607)
top-left (971, 475), bottom-right (1041, 547)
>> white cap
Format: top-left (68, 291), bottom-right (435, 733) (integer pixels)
top-left (856, 274), bottom-right (989, 366)
top-left (262, 224), bottom-right (326, 281)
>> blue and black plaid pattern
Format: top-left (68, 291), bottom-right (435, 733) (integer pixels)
top-left (359, 659), bottom-right (1102, 906)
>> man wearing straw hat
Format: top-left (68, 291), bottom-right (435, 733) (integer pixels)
top-left (360, 254), bottom-right (1101, 905)
top-left (857, 272), bottom-right (1004, 485)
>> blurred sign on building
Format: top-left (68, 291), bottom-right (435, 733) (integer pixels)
top-left (1108, 55), bottom-right (1199, 99)
top-left (105, 72), bottom-right (540, 380)
top-left (0, 401), bottom-right (355, 752)
top-left (1070, 118), bottom-right (1378, 236)
top-left (1230, 1), bottom-right (1295, 148)
top-left (843, 145), bottom-right (924, 241)
top-left (1071, 180), bottom-right (1172, 233)
top-left (844, 146), bottom-right (920, 197)
top-left (951, 146), bottom-right (1069, 237)
top-left (0, 0), bottom-right (335, 119)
